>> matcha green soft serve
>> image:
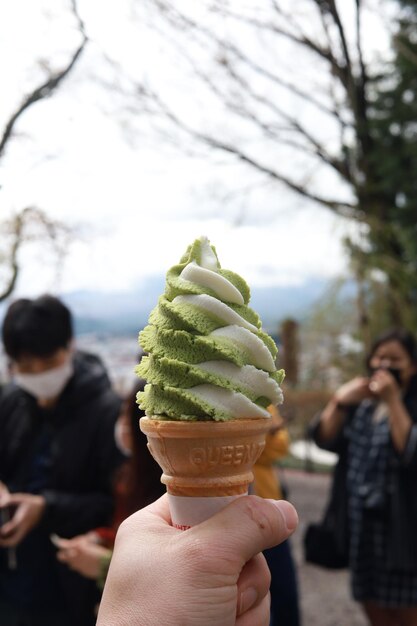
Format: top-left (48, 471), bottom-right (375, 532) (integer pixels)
top-left (137, 236), bottom-right (284, 421)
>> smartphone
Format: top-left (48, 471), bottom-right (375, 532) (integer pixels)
top-left (0, 506), bottom-right (17, 570)
top-left (369, 366), bottom-right (402, 386)
top-left (50, 533), bottom-right (64, 548)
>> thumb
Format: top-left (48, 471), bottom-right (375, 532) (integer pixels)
top-left (186, 495), bottom-right (298, 570)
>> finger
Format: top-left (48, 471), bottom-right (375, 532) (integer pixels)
top-left (115, 494), bottom-right (176, 550)
top-left (0, 494), bottom-right (11, 507)
top-left (118, 494), bottom-right (173, 539)
top-left (0, 483), bottom-right (10, 501)
top-left (53, 537), bottom-right (75, 549)
top-left (236, 554), bottom-right (270, 617)
top-left (186, 496), bottom-right (298, 571)
top-left (0, 516), bottom-right (20, 538)
top-left (236, 591), bottom-right (271, 626)
top-left (140, 493), bottom-right (171, 524)
top-left (0, 531), bottom-right (22, 548)
top-left (57, 549), bottom-right (78, 563)
top-left (1, 493), bottom-right (24, 505)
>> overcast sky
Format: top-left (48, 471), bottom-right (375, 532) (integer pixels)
top-left (0, 0), bottom-right (392, 298)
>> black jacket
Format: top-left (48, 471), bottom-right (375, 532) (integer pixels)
top-left (0, 351), bottom-right (125, 625)
top-left (312, 381), bottom-right (417, 573)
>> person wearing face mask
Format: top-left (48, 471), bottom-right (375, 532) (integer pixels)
top-left (310, 328), bottom-right (417, 626)
top-left (0, 295), bottom-right (125, 626)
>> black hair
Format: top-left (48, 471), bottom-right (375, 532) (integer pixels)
top-left (366, 328), bottom-right (417, 369)
top-left (2, 295), bottom-right (73, 360)
top-left (122, 378), bottom-right (165, 514)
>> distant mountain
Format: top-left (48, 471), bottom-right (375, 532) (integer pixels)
top-left (0, 275), bottom-right (331, 336)
top-left (250, 280), bottom-right (330, 331)
top-left (64, 275), bottom-right (329, 335)
top-left (62, 276), bottom-right (166, 335)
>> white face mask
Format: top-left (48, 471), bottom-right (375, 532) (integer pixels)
top-left (14, 359), bottom-right (74, 401)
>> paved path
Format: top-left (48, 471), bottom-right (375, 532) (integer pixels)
top-left (284, 470), bottom-right (367, 626)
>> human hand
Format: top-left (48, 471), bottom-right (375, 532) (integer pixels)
top-left (56, 535), bottom-right (112, 579)
top-left (0, 482), bottom-right (9, 506)
top-left (369, 369), bottom-right (401, 404)
top-left (0, 493), bottom-right (46, 548)
top-left (0, 482), bottom-right (11, 532)
top-left (334, 377), bottom-right (371, 405)
top-left (97, 494), bottom-right (298, 626)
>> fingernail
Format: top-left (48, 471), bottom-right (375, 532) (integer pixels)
top-left (270, 500), bottom-right (299, 531)
top-left (239, 587), bottom-right (258, 614)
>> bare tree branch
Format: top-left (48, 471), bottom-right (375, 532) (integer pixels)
top-left (0, 0), bottom-right (88, 160)
top-left (149, 0), bottom-right (345, 122)
top-left (212, 5), bottom-right (351, 89)
top-left (0, 208), bottom-right (72, 302)
top-left (0, 215), bottom-right (22, 301)
top-left (355, 0), bottom-right (366, 83)
top-left (219, 56), bottom-right (353, 181)
top-left (320, 0), bottom-right (353, 79)
top-left (143, 85), bottom-right (358, 218)
top-left (141, 9), bottom-right (352, 184)
top-left (0, 0), bottom-right (84, 300)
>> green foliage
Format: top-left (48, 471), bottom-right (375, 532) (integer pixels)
top-left (352, 0), bottom-right (417, 331)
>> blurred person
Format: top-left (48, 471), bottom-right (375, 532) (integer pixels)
top-left (97, 493), bottom-right (299, 626)
top-left (0, 295), bottom-right (125, 626)
top-left (311, 328), bottom-right (417, 626)
top-left (56, 379), bottom-right (165, 588)
top-left (253, 405), bottom-right (301, 626)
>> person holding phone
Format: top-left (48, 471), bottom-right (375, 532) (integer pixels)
top-left (312, 329), bottom-right (417, 626)
top-left (0, 296), bottom-right (125, 626)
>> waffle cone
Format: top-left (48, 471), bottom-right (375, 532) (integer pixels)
top-left (140, 416), bottom-right (271, 497)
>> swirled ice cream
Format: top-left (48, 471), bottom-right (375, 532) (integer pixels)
top-left (137, 236), bottom-right (284, 421)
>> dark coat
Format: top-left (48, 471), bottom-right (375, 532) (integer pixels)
top-left (0, 351), bottom-right (125, 625)
top-left (312, 380), bottom-right (417, 573)
top-left (308, 411), bottom-right (351, 566)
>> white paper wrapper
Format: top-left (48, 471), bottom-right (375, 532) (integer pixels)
top-left (168, 494), bottom-right (247, 530)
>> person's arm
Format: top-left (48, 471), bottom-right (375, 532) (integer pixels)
top-left (0, 492), bottom-right (46, 548)
top-left (97, 494), bottom-right (298, 626)
top-left (387, 396), bottom-right (413, 454)
top-left (317, 377), bottom-right (371, 444)
top-left (370, 369), bottom-right (413, 455)
top-left (56, 534), bottom-right (113, 586)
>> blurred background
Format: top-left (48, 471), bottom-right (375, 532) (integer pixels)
top-left (2, 0), bottom-right (416, 408)
top-left (1, 0), bottom-right (416, 440)
top-left (1, 1), bottom-right (416, 623)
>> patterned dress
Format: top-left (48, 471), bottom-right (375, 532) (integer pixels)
top-left (346, 399), bottom-right (417, 606)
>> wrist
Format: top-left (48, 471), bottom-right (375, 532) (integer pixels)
top-left (386, 392), bottom-right (402, 409)
top-left (34, 495), bottom-right (47, 521)
top-left (332, 397), bottom-right (353, 411)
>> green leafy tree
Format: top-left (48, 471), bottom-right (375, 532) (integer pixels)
top-left (352, 0), bottom-right (417, 330)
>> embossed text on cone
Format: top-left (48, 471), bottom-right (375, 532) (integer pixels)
top-left (140, 417), bottom-right (270, 497)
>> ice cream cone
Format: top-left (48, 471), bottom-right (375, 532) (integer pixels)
top-left (140, 416), bottom-right (271, 528)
